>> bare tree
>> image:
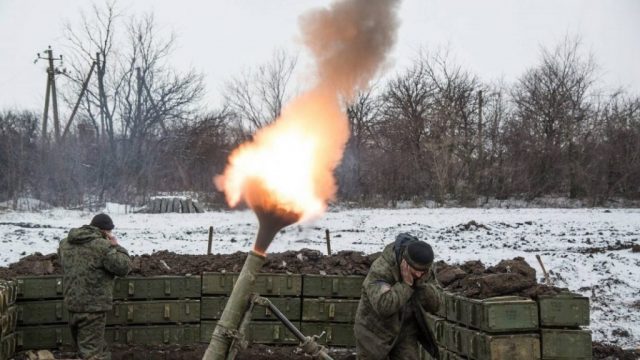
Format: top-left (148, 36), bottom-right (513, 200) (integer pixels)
top-left (511, 37), bottom-right (597, 197)
top-left (224, 49), bottom-right (297, 133)
top-left (60, 1), bottom-right (204, 204)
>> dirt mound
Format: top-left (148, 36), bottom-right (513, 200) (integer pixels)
top-left (0, 249), bottom-right (379, 278)
top-left (435, 257), bottom-right (565, 299)
top-left (592, 342), bottom-right (640, 360)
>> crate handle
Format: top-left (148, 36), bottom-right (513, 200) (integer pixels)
top-left (164, 304), bottom-right (171, 320)
top-left (55, 303), bottom-right (62, 320)
top-left (164, 280), bottom-right (171, 295)
top-left (128, 282), bottom-right (135, 296)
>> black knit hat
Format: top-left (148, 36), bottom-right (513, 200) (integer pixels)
top-left (403, 241), bottom-right (434, 271)
top-left (90, 213), bottom-right (114, 231)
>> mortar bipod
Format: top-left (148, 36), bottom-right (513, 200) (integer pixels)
top-left (232, 295), bottom-right (334, 360)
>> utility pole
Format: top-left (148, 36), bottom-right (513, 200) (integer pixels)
top-left (36, 46), bottom-right (64, 145)
top-left (62, 60), bottom-right (97, 140)
top-left (478, 90), bottom-right (484, 164)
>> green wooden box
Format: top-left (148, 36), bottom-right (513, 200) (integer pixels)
top-left (446, 293), bottom-right (539, 333)
top-left (202, 273), bottom-right (302, 297)
top-left (15, 276), bottom-right (63, 300)
top-left (18, 300), bottom-right (200, 325)
top-left (441, 320), bottom-right (540, 360)
top-left (111, 325), bottom-right (200, 345)
top-left (1, 333), bottom-right (17, 360)
top-left (200, 321), bottom-right (299, 345)
top-left (538, 293), bottom-right (589, 327)
top-left (300, 322), bottom-right (355, 347)
top-left (17, 324), bottom-right (200, 349)
top-left (16, 324), bottom-right (102, 349)
top-left (17, 301), bottom-right (67, 325)
top-left (302, 299), bottom-right (359, 323)
top-left (109, 300), bottom-right (200, 325)
top-left (113, 276), bottom-right (201, 300)
top-left (466, 331), bottom-right (540, 360)
top-left (302, 275), bottom-right (364, 298)
top-left (541, 329), bottom-right (592, 359)
top-left (201, 297), bottom-right (300, 321)
top-left (423, 312), bottom-right (445, 345)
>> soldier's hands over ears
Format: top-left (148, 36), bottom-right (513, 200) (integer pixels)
top-left (105, 231), bottom-right (118, 246)
top-left (400, 259), bottom-right (414, 286)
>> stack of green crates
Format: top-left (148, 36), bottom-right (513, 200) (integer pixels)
top-left (200, 272), bottom-right (303, 345)
top-left (5, 272), bottom-right (593, 359)
top-left (537, 293), bottom-right (591, 360)
top-left (420, 291), bottom-right (592, 360)
top-left (0, 280), bottom-right (18, 360)
top-left (15, 275), bottom-right (202, 349)
top-left (300, 274), bottom-right (363, 347)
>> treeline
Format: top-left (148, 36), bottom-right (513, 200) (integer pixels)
top-left (0, 4), bottom-right (638, 208)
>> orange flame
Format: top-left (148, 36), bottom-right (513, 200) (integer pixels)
top-left (215, 88), bottom-right (349, 222)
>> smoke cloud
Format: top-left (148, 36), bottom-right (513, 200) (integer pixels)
top-left (300, 0), bottom-right (401, 99)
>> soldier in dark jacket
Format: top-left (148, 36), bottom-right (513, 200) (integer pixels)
top-left (354, 233), bottom-right (442, 360)
top-left (58, 213), bottom-right (132, 360)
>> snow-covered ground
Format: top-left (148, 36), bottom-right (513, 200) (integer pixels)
top-left (1, 206), bottom-right (638, 348)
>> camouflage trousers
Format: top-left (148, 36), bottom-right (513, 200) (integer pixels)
top-left (356, 322), bottom-right (420, 360)
top-left (69, 312), bottom-right (111, 360)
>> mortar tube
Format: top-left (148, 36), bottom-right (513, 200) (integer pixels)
top-left (202, 250), bottom-right (266, 360)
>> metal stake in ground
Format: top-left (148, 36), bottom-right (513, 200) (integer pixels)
top-left (535, 254), bottom-right (551, 285)
top-left (207, 226), bottom-right (213, 255)
top-left (325, 229), bottom-right (332, 256)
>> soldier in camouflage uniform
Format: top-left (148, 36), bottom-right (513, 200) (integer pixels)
top-left (58, 214), bottom-right (131, 360)
top-left (354, 233), bottom-right (442, 360)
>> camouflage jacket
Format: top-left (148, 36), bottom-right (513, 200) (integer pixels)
top-left (58, 225), bottom-right (131, 312)
top-left (354, 238), bottom-right (442, 359)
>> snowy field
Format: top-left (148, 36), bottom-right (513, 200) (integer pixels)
top-left (0, 206), bottom-right (638, 348)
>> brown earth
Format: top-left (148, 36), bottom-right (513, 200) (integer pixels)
top-left (592, 342), bottom-right (640, 360)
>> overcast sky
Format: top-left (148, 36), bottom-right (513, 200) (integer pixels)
top-left (1, 0), bottom-right (639, 112)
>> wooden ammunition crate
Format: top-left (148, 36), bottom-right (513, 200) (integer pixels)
top-left (201, 297), bottom-right (300, 321)
top-left (202, 273), bottom-right (302, 297)
top-left (538, 293), bottom-right (589, 327)
top-left (446, 293), bottom-right (539, 333)
top-left (200, 321), bottom-right (299, 345)
top-left (113, 276), bottom-right (201, 300)
top-left (302, 275), bottom-right (364, 298)
top-left (540, 328), bottom-right (592, 359)
top-left (302, 299), bottom-right (358, 323)
top-left (15, 276), bottom-right (63, 300)
top-left (300, 322), bottom-right (355, 347)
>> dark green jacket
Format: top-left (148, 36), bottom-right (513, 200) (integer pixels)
top-left (58, 225), bottom-right (131, 312)
top-left (354, 238), bottom-right (441, 359)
